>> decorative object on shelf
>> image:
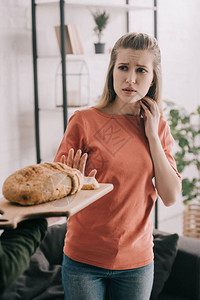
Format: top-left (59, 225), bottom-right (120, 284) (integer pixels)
top-left (91, 10), bottom-right (109, 54)
top-left (164, 100), bottom-right (200, 239)
top-left (55, 24), bottom-right (84, 55)
top-left (183, 202), bottom-right (200, 239)
top-left (55, 59), bottom-right (90, 107)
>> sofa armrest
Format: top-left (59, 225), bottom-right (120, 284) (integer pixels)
top-left (161, 234), bottom-right (200, 300)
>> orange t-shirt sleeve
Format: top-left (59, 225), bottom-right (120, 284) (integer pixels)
top-left (54, 111), bottom-right (86, 163)
top-left (160, 119), bottom-right (182, 182)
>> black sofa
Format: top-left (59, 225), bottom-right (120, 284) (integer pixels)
top-left (156, 229), bottom-right (200, 300)
top-left (1, 222), bottom-right (200, 300)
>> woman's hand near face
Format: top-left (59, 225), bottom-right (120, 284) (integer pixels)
top-left (60, 148), bottom-right (97, 177)
top-left (140, 97), bottom-right (181, 206)
top-left (140, 97), bottom-right (160, 140)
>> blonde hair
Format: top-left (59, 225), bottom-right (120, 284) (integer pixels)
top-left (95, 32), bottom-right (163, 114)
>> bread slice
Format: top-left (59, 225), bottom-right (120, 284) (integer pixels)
top-left (42, 162), bottom-right (84, 195)
top-left (82, 176), bottom-right (100, 190)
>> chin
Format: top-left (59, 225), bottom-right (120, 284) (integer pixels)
top-left (123, 97), bottom-right (139, 105)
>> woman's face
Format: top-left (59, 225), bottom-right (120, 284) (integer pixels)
top-left (113, 48), bottom-right (154, 105)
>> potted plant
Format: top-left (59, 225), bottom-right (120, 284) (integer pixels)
top-left (91, 10), bottom-right (109, 54)
top-left (164, 100), bottom-right (200, 238)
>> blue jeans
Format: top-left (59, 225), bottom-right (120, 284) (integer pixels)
top-left (62, 254), bottom-right (154, 300)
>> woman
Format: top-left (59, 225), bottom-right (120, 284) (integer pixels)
top-left (54, 32), bottom-right (181, 300)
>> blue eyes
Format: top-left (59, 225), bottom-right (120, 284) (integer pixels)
top-left (118, 66), bottom-right (147, 73)
top-left (137, 68), bottom-right (147, 73)
top-left (119, 66), bottom-right (128, 71)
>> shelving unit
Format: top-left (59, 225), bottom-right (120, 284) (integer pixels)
top-left (31, 0), bottom-right (158, 160)
top-left (36, 0), bottom-right (156, 11)
top-left (55, 58), bottom-right (90, 107)
top-left (31, 0), bottom-right (158, 226)
top-left (31, 0), bottom-right (158, 227)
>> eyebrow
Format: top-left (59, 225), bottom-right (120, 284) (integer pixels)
top-left (117, 62), bottom-right (129, 65)
top-left (118, 62), bottom-right (149, 69)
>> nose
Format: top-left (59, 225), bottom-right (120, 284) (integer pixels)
top-left (126, 70), bottom-right (136, 84)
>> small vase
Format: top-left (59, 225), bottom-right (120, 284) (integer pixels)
top-left (94, 43), bottom-right (105, 54)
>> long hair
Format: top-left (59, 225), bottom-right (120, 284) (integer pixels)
top-left (95, 32), bottom-right (163, 114)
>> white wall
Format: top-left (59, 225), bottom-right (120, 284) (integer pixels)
top-left (155, 0), bottom-right (200, 234)
top-left (0, 0), bottom-right (199, 235)
top-left (0, 0), bottom-right (35, 187)
top-left (158, 0), bottom-right (200, 111)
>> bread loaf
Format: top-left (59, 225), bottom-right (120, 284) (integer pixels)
top-left (2, 162), bottom-right (99, 206)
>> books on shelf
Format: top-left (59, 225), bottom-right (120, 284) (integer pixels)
top-left (55, 24), bottom-right (84, 55)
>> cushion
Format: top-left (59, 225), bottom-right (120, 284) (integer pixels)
top-left (158, 296), bottom-right (190, 300)
top-left (150, 231), bottom-right (179, 300)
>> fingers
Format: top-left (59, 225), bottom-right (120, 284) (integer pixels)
top-left (88, 169), bottom-right (97, 177)
top-left (141, 97), bottom-right (154, 111)
top-left (140, 100), bottom-right (151, 118)
top-left (79, 152), bottom-right (88, 174)
top-left (64, 148), bottom-right (94, 177)
top-left (68, 148), bottom-right (85, 171)
top-left (140, 98), bottom-right (160, 139)
top-left (61, 155), bottom-right (66, 164)
top-left (140, 97), bottom-right (159, 117)
top-left (67, 148), bottom-right (74, 167)
top-left (73, 149), bottom-right (82, 169)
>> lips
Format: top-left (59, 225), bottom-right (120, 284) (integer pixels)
top-left (123, 88), bottom-right (136, 91)
top-left (122, 87), bottom-right (136, 94)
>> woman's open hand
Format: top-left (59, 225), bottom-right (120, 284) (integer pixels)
top-left (140, 97), bottom-right (160, 140)
top-left (60, 148), bottom-right (97, 177)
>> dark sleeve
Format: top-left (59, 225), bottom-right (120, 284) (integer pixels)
top-left (0, 218), bottom-right (47, 295)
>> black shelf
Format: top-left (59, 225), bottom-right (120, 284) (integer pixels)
top-left (32, 0), bottom-right (68, 166)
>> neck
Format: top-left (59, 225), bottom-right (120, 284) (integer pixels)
top-left (109, 98), bottom-right (141, 116)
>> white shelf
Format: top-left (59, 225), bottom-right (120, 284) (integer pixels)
top-left (35, 0), bottom-right (156, 11)
top-left (37, 53), bottom-right (110, 60)
top-left (37, 54), bottom-right (85, 60)
top-left (39, 105), bottom-right (90, 112)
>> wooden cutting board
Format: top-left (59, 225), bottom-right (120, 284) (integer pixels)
top-left (0, 183), bottom-right (113, 229)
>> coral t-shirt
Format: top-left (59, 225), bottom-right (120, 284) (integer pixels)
top-left (54, 107), bottom-right (181, 270)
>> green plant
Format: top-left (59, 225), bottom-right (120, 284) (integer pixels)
top-left (91, 10), bottom-right (109, 43)
top-left (164, 100), bottom-right (200, 204)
